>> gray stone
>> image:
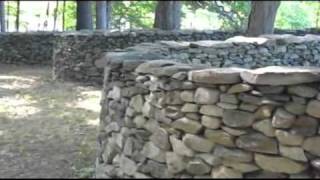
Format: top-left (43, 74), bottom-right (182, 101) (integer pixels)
top-left (194, 87), bottom-right (220, 104)
top-left (133, 115), bottom-right (147, 128)
top-left (123, 137), bottom-right (134, 156)
top-left (306, 100), bottom-right (320, 118)
top-left (239, 103), bottom-right (258, 112)
top-left (254, 154), bottom-right (306, 174)
top-left (222, 159), bottom-right (259, 173)
top-left (236, 133), bottom-right (278, 154)
top-left (186, 159), bottom-right (211, 175)
top-left (211, 166), bottom-right (243, 178)
top-left (217, 102), bottom-right (238, 109)
top-left (275, 130), bottom-right (304, 146)
top-left (166, 152), bottom-right (186, 174)
top-left (181, 103), bottom-right (199, 113)
top-left (252, 119), bottom-right (275, 137)
top-left (150, 127), bottom-right (171, 150)
top-left (119, 155), bottom-right (137, 176)
top-left (141, 141), bottom-right (166, 163)
top-left (240, 66), bottom-right (320, 85)
top-left (129, 95), bottom-right (144, 112)
top-left (220, 94), bottom-right (239, 104)
top-left (201, 115), bottom-right (221, 129)
top-left (291, 96), bottom-right (307, 104)
top-left (169, 135), bottom-right (194, 157)
top-left (227, 83), bottom-right (252, 94)
top-left (204, 129), bottom-right (235, 147)
top-left (290, 115), bottom-right (318, 136)
top-left (140, 160), bottom-right (173, 178)
top-left (165, 91), bottom-right (183, 105)
top-left (284, 102), bottom-right (306, 115)
top-left (303, 136), bottom-right (320, 156)
top-left (172, 117), bottom-right (202, 134)
top-left (279, 145), bottom-right (307, 162)
top-left (221, 126), bottom-right (247, 136)
top-left (196, 153), bottom-right (222, 166)
top-left (183, 134), bottom-right (215, 153)
top-left (272, 108), bottom-right (295, 128)
top-left (254, 105), bottom-right (274, 120)
top-left (185, 113), bottom-right (200, 121)
top-left (189, 67), bottom-right (245, 84)
top-left (257, 85), bottom-right (285, 94)
top-left (222, 109), bottom-right (255, 128)
top-left (180, 90), bottom-right (194, 102)
top-left (287, 85), bottom-right (318, 98)
top-left (199, 105), bottom-right (223, 117)
top-left (214, 145), bottom-right (253, 163)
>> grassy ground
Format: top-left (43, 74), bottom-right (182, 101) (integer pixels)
top-left (0, 64), bottom-right (101, 178)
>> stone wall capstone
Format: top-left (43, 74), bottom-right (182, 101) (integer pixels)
top-left (95, 44), bottom-right (320, 178)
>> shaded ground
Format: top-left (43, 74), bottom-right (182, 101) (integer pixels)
top-left (0, 64), bottom-right (101, 178)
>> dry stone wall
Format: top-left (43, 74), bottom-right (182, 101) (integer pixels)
top-left (88, 33), bottom-right (320, 86)
top-left (52, 30), bottom-right (238, 85)
top-left (0, 32), bottom-right (57, 65)
top-left (95, 45), bottom-right (320, 178)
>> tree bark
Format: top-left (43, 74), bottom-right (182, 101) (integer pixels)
top-left (15, 0), bottom-right (20, 32)
top-left (0, 1), bottom-right (5, 32)
top-left (62, 0), bottom-right (66, 31)
top-left (154, 0), bottom-right (181, 30)
top-left (106, 1), bottom-right (111, 29)
top-left (53, 1), bottom-right (59, 31)
top-left (6, 0), bottom-right (9, 31)
top-left (96, 1), bottom-right (106, 29)
top-left (246, 1), bottom-right (280, 36)
top-left (76, 1), bottom-right (93, 30)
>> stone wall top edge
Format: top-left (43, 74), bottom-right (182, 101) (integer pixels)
top-left (135, 60), bottom-right (320, 86)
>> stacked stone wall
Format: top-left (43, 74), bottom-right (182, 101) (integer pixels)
top-left (96, 44), bottom-right (320, 178)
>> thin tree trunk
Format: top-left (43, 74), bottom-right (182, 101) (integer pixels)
top-left (15, 0), bottom-right (19, 32)
top-left (96, 1), bottom-right (106, 29)
top-left (62, 0), bottom-right (66, 31)
top-left (106, 1), bottom-right (111, 29)
top-left (0, 1), bottom-right (5, 32)
top-left (246, 1), bottom-right (280, 36)
top-left (154, 0), bottom-right (181, 30)
top-left (76, 1), bottom-right (93, 30)
top-left (43, 1), bottom-right (50, 30)
top-left (53, 1), bottom-right (59, 31)
top-left (6, 0), bottom-right (9, 31)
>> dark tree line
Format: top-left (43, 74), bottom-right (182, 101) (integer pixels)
top-left (0, 0), bottom-right (282, 37)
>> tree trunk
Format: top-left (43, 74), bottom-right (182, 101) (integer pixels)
top-left (246, 1), bottom-right (280, 37)
top-left (154, 0), bottom-right (181, 30)
top-left (106, 1), bottom-right (111, 29)
top-left (44, 2), bottom-right (50, 30)
top-left (96, 1), bottom-right (106, 29)
top-left (62, 0), bottom-right (66, 31)
top-left (15, 0), bottom-right (20, 32)
top-left (53, 1), bottom-right (59, 31)
top-left (76, 1), bottom-right (93, 30)
top-left (0, 1), bottom-right (5, 32)
top-left (6, 0), bottom-right (9, 31)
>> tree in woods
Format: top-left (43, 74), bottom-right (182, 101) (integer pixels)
top-left (76, 1), bottom-right (93, 30)
top-left (106, 1), bottom-right (111, 29)
top-left (96, 1), bottom-right (112, 30)
top-left (0, 1), bottom-right (5, 32)
top-left (246, 1), bottom-right (281, 36)
top-left (15, 0), bottom-right (19, 32)
top-left (53, 1), bottom-right (59, 31)
top-left (154, 0), bottom-right (182, 30)
top-left (96, 1), bottom-right (105, 29)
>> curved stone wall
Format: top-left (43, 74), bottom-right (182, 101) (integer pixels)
top-left (95, 45), bottom-right (320, 178)
top-left (52, 29), bottom-right (238, 85)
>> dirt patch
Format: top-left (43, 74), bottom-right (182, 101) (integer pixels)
top-left (0, 64), bottom-right (101, 178)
